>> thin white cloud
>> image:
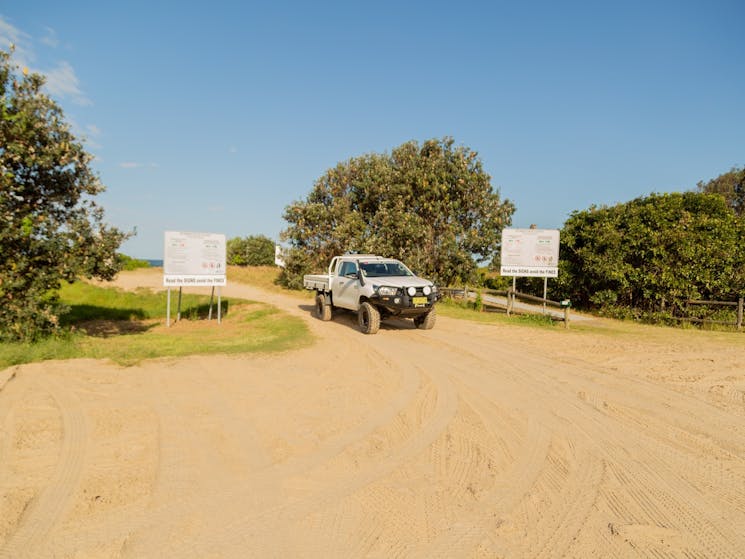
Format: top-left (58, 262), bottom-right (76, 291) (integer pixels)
top-left (119, 162), bottom-right (159, 170)
top-left (40, 26), bottom-right (59, 48)
top-left (0, 16), bottom-right (33, 66)
top-left (66, 118), bottom-right (102, 150)
top-left (44, 61), bottom-right (91, 106)
top-left (0, 16), bottom-right (90, 106)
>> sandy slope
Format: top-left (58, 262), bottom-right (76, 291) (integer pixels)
top-left (1, 269), bottom-right (744, 558)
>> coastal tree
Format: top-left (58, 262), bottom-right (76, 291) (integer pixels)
top-left (280, 137), bottom-right (514, 288)
top-left (0, 49), bottom-right (129, 341)
top-left (226, 234), bottom-right (275, 266)
top-left (697, 165), bottom-right (745, 216)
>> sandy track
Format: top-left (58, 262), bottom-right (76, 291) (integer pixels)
top-left (1, 269), bottom-right (744, 558)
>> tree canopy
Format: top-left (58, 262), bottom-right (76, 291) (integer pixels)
top-left (555, 192), bottom-right (745, 317)
top-left (0, 49), bottom-right (129, 340)
top-left (697, 165), bottom-right (745, 216)
top-left (226, 234), bottom-right (275, 266)
top-left (280, 137), bottom-right (514, 288)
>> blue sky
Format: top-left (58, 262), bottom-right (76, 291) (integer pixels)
top-left (2, 1), bottom-right (744, 258)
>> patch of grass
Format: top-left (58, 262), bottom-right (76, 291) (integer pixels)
top-left (227, 265), bottom-right (284, 292)
top-left (60, 282), bottom-right (241, 324)
top-left (227, 265), bottom-right (314, 298)
top-left (71, 303), bottom-right (310, 366)
top-left (513, 313), bottom-right (557, 327)
top-left (119, 254), bottom-right (151, 270)
top-left (438, 298), bottom-right (559, 329)
top-left (0, 281), bottom-right (312, 369)
top-left (0, 331), bottom-right (83, 368)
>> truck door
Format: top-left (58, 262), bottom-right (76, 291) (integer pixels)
top-left (334, 260), bottom-right (361, 310)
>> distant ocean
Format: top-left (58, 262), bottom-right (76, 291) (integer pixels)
top-left (147, 259), bottom-right (163, 267)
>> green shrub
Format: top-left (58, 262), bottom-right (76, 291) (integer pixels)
top-left (118, 254), bottom-right (151, 271)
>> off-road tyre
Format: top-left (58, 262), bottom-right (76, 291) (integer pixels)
top-left (414, 306), bottom-right (436, 330)
top-left (358, 302), bottom-right (380, 334)
top-left (315, 293), bottom-right (332, 321)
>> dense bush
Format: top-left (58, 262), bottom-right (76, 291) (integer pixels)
top-left (553, 192), bottom-right (745, 317)
top-left (118, 254), bottom-right (151, 271)
top-left (227, 235), bottom-right (275, 266)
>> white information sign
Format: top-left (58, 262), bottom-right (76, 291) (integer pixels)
top-left (274, 245), bottom-right (286, 268)
top-left (500, 228), bottom-right (560, 277)
top-left (163, 231), bottom-right (226, 286)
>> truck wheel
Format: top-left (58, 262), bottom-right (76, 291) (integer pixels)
top-left (315, 293), bottom-right (332, 321)
top-left (414, 307), bottom-right (436, 330)
top-left (358, 302), bottom-right (380, 334)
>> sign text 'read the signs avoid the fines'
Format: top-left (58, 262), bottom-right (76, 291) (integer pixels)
top-left (163, 231), bottom-right (226, 286)
top-left (500, 228), bottom-right (560, 278)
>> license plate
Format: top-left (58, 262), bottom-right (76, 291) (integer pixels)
top-left (412, 296), bottom-right (427, 306)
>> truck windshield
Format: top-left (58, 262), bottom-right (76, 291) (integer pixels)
top-left (360, 261), bottom-right (413, 277)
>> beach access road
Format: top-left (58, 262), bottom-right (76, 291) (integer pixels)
top-left (1, 268), bottom-right (744, 558)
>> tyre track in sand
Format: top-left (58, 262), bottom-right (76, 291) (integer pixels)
top-left (0, 371), bottom-right (88, 559)
top-left (382, 330), bottom-right (606, 558)
top-left (411, 321), bottom-right (745, 557)
top-left (4, 269), bottom-right (744, 558)
top-left (123, 276), bottom-right (745, 557)
top-left (64, 323), bottom-right (427, 557)
top-left (0, 367), bottom-right (22, 499)
top-left (143, 340), bottom-right (458, 558)
top-left (52, 359), bottom-right (421, 557)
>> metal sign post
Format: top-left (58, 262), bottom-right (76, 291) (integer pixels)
top-left (209, 286), bottom-right (214, 320)
top-left (206, 287), bottom-right (222, 323)
top-left (508, 277), bottom-right (516, 316)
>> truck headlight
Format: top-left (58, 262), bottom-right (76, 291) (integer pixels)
top-left (377, 286), bottom-right (398, 296)
top-left (423, 285), bottom-right (432, 296)
top-left (407, 286), bottom-right (417, 296)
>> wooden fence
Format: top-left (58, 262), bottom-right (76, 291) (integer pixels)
top-left (441, 288), bottom-right (571, 327)
top-left (671, 297), bottom-right (744, 330)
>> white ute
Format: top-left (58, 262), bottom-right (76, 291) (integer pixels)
top-left (303, 255), bottom-right (440, 334)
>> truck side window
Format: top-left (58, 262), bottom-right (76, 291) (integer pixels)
top-left (340, 261), bottom-right (358, 277)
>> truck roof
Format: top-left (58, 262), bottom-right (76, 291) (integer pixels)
top-left (341, 254), bottom-right (386, 260)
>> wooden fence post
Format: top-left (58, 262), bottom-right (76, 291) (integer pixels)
top-left (738, 297), bottom-right (743, 331)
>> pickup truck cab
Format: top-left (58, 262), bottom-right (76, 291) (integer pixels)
top-left (303, 255), bottom-right (439, 334)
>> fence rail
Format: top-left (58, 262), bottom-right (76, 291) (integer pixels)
top-left (441, 287), bottom-right (571, 327)
top-left (669, 297), bottom-right (744, 330)
top-left (442, 290), bottom-right (744, 331)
